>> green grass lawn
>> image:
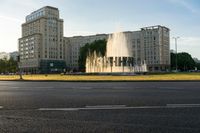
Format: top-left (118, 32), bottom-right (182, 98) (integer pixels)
top-left (1, 73), bottom-right (200, 81)
top-left (0, 75), bottom-right (20, 80)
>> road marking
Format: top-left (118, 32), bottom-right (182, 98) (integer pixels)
top-left (83, 106), bottom-right (165, 110)
top-left (85, 105), bottom-right (126, 108)
top-left (167, 104), bottom-right (200, 108)
top-left (37, 105), bottom-right (165, 111)
top-left (37, 104), bottom-right (200, 111)
top-left (0, 106), bottom-right (3, 109)
top-left (38, 108), bottom-right (79, 111)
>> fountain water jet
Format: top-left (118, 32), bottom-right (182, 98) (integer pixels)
top-left (86, 32), bottom-right (147, 73)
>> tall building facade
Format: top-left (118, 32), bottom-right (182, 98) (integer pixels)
top-left (67, 26), bottom-right (170, 72)
top-left (19, 6), bottom-right (170, 73)
top-left (141, 26), bottom-right (170, 71)
top-left (18, 6), bottom-right (65, 73)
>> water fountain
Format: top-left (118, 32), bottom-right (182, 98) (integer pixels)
top-left (86, 32), bottom-right (147, 73)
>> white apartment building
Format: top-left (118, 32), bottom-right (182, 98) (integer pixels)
top-left (19, 6), bottom-right (65, 73)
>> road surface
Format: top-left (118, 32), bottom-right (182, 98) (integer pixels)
top-left (0, 81), bottom-right (200, 133)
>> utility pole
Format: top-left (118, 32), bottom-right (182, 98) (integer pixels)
top-left (173, 37), bottom-right (180, 72)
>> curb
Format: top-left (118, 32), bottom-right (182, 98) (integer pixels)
top-left (1, 80), bottom-right (200, 82)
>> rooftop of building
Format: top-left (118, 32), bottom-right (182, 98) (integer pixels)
top-left (141, 25), bottom-right (170, 30)
top-left (25, 6), bottom-right (60, 23)
top-left (65, 34), bottom-right (108, 38)
top-left (30, 6), bottom-right (58, 14)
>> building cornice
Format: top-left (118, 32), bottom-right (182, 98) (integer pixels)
top-left (18, 33), bottom-right (42, 40)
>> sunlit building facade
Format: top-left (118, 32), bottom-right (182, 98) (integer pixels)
top-left (67, 26), bottom-right (170, 72)
top-left (19, 6), bottom-right (170, 73)
top-left (18, 6), bottom-right (65, 73)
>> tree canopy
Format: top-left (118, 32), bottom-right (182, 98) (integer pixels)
top-left (78, 39), bottom-right (107, 71)
top-left (79, 41), bottom-right (198, 72)
top-left (196, 63), bottom-right (200, 70)
top-left (171, 52), bottom-right (196, 71)
top-left (0, 57), bottom-right (18, 74)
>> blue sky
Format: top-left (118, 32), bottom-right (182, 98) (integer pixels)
top-left (0, 0), bottom-right (200, 58)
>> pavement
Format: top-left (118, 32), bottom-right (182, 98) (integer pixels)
top-left (0, 81), bottom-right (200, 133)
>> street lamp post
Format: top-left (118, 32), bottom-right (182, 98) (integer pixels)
top-left (173, 37), bottom-right (180, 72)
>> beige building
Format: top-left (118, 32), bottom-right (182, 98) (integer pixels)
top-left (123, 26), bottom-right (170, 71)
top-left (141, 26), bottom-right (170, 71)
top-left (19, 6), bottom-right (65, 73)
top-left (66, 26), bottom-right (170, 72)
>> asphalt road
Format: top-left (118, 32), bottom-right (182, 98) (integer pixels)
top-left (0, 81), bottom-right (200, 133)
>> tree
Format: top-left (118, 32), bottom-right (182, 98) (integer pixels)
top-left (196, 63), bottom-right (200, 70)
top-left (171, 52), bottom-right (196, 71)
top-left (0, 57), bottom-right (18, 74)
top-left (8, 57), bottom-right (18, 73)
top-left (78, 39), bottom-right (107, 71)
top-left (170, 52), bottom-right (176, 70)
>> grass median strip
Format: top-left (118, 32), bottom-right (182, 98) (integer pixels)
top-left (1, 73), bottom-right (200, 81)
top-left (0, 75), bottom-right (20, 80)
